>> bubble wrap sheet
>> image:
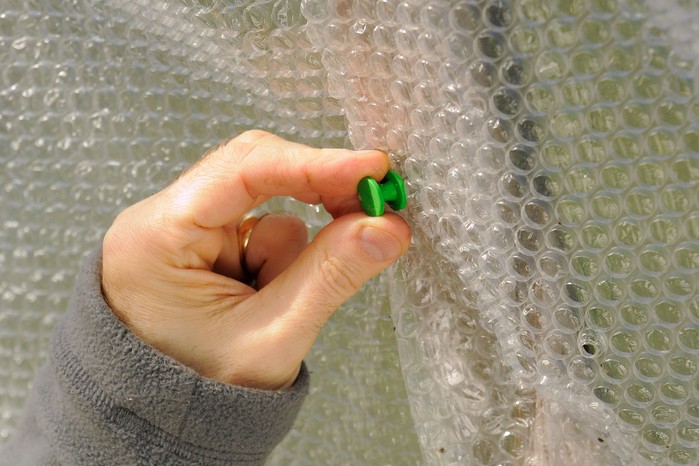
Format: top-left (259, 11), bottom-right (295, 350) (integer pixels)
top-left (0, 1), bottom-right (417, 464)
top-left (1, 1), bottom-right (699, 465)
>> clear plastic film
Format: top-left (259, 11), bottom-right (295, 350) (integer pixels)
top-left (0, 1), bottom-right (417, 463)
top-left (1, 1), bottom-right (699, 465)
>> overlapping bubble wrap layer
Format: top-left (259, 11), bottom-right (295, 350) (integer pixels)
top-left (2, 0), bottom-right (699, 465)
top-left (306, 0), bottom-right (699, 464)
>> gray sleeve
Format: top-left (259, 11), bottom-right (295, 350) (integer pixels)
top-left (0, 247), bottom-right (309, 465)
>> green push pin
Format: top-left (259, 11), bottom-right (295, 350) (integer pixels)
top-left (357, 170), bottom-right (407, 216)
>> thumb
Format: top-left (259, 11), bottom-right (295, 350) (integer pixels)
top-left (244, 212), bottom-right (410, 346)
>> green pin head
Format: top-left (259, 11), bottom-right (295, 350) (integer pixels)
top-left (357, 170), bottom-right (407, 216)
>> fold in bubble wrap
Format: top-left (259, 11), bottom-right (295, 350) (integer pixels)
top-left (1, 1), bottom-right (699, 465)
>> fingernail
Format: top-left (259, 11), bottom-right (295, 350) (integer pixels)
top-left (356, 149), bottom-right (388, 164)
top-left (359, 226), bottom-right (403, 262)
top-left (356, 149), bottom-right (384, 156)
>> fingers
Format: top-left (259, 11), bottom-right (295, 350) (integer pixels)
top-left (234, 213), bottom-right (411, 360)
top-left (168, 130), bottom-right (389, 230)
top-left (320, 194), bottom-right (366, 218)
top-left (244, 214), bottom-right (308, 288)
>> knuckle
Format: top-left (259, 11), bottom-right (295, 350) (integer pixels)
top-left (317, 249), bottom-right (363, 302)
top-left (106, 201), bottom-right (174, 254)
top-left (276, 215), bottom-right (308, 243)
top-left (235, 129), bottom-right (274, 144)
top-left (298, 316), bottom-right (325, 338)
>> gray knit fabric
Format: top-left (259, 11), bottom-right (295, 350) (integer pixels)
top-left (0, 247), bottom-right (309, 465)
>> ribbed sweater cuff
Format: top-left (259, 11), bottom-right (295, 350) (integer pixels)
top-left (50, 247), bottom-right (308, 464)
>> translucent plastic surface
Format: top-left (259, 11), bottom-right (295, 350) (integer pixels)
top-left (0, 1), bottom-right (418, 463)
top-left (307, 0), bottom-right (699, 464)
top-left (2, 1), bottom-right (699, 465)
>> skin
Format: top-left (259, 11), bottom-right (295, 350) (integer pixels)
top-left (101, 130), bottom-right (411, 390)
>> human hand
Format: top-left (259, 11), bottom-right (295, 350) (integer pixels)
top-left (101, 130), bottom-right (411, 390)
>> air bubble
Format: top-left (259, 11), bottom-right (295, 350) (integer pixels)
top-left (626, 382), bottom-right (656, 407)
top-left (508, 145), bottom-right (536, 173)
top-left (500, 58), bottom-right (531, 87)
top-left (634, 355), bottom-right (664, 382)
top-left (601, 358), bottom-right (630, 384)
top-left (678, 327), bottom-right (699, 353)
top-left (547, 21), bottom-right (576, 49)
top-left (580, 223), bottom-right (610, 251)
top-left (568, 356), bottom-right (597, 382)
top-left (645, 327), bottom-right (674, 354)
top-left (485, 2), bottom-right (512, 28)
top-left (476, 31), bottom-right (506, 60)
top-left (610, 331), bottom-right (639, 357)
top-left (510, 26), bottom-right (541, 54)
top-left (535, 51), bottom-right (567, 80)
top-left (518, 0), bottom-right (550, 23)
top-left (492, 88), bottom-right (521, 117)
top-left (532, 173), bottom-right (561, 198)
top-left (677, 422), bottom-right (699, 448)
top-left (570, 252), bottom-right (600, 279)
top-left (642, 426), bottom-right (672, 452)
top-left (668, 355), bottom-right (697, 380)
top-left (651, 404), bottom-right (681, 427)
top-left (655, 301), bottom-right (683, 327)
top-left (594, 384), bottom-right (622, 405)
top-left (619, 405), bottom-right (646, 430)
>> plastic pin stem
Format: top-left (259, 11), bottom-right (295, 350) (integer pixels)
top-left (357, 170), bottom-right (407, 217)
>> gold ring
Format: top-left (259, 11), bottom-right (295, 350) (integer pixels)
top-left (237, 214), bottom-right (267, 275)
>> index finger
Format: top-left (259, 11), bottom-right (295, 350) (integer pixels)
top-left (167, 130), bottom-right (390, 229)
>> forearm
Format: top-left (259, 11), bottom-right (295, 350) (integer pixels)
top-left (1, 248), bottom-right (308, 465)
